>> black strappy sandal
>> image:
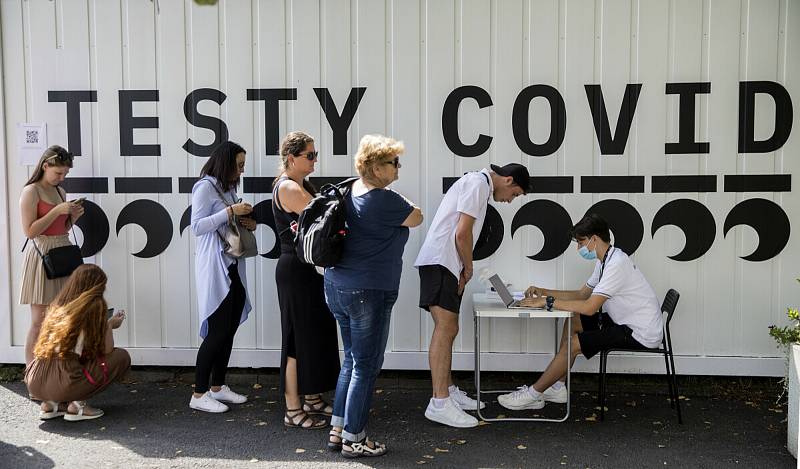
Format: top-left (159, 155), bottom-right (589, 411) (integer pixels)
top-left (341, 437), bottom-right (387, 458)
top-left (283, 408), bottom-right (326, 429)
top-left (303, 396), bottom-right (333, 416)
top-left (328, 428), bottom-right (343, 451)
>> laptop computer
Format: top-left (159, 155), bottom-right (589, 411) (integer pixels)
top-left (487, 274), bottom-right (544, 310)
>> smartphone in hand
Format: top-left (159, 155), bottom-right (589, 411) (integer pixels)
top-left (107, 308), bottom-right (114, 319)
top-left (70, 197), bottom-right (86, 205)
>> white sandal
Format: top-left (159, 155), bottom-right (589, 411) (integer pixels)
top-left (39, 401), bottom-right (65, 420)
top-left (63, 401), bottom-right (104, 422)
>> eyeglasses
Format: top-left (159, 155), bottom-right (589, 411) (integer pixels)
top-left (297, 151), bottom-right (318, 161)
top-left (384, 157), bottom-right (401, 168)
top-left (46, 150), bottom-right (74, 164)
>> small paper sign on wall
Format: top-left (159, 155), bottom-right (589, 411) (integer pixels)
top-left (17, 122), bottom-right (48, 166)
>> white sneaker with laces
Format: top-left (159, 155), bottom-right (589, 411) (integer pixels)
top-left (424, 397), bottom-right (479, 428)
top-left (497, 385), bottom-right (545, 411)
top-left (449, 386), bottom-right (486, 410)
top-left (209, 385), bottom-right (248, 404)
top-left (543, 383), bottom-right (568, 403)
top-left (189, 393), bottom-right (229, 413)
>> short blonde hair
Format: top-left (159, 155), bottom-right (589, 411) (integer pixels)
top-left (354, 134), bottom-right (405, 185)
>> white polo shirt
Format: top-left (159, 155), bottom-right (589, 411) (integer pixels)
top-left (587, 246), bottom-right (663, 348)
top-left (414, 169), bottom-right (492, 279)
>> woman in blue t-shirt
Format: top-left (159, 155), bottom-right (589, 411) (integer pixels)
top-left (324, 134), bottom-right (423, 458)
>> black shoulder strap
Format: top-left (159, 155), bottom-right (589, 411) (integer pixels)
top-left (22, 185), bottom-right (78, 252)
top-left (479, 172), bottom-right (491, 201)
top-left (273, 176), bottom-right (291, 212)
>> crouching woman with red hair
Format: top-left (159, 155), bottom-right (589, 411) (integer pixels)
top-left (24, 264), bottom-right (131, 421)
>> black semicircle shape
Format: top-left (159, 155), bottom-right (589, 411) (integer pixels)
top-left (510, 200), bottom-right (572, 261)
top-left (73, 200), bottom-right (110, 257)
top-left (252, 199), bottom-right (281, 259)
top-left (651, 199), bottom-right (716, 261)
top-left (585, 199), bottom-right (644, 255)
top-left (179, 206), bottom-right (192, 236)
top-left (723, 198), bottom-right (790, 261)
top-left (116, 199), bottom-right (174, 258)
top-left (473, 205), bottom-right (504, 261)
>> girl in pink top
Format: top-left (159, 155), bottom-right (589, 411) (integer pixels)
top-left (19, 146), bottom-right (84, 365)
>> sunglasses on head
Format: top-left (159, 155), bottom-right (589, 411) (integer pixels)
top-left (384, 157), bottom-right (401, 168)
top-left (46, 150), bottom-right (74, 164)
top-left (296, 151), bottom-right (318, 161)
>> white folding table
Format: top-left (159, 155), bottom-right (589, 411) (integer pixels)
top-left (472, 292), bottom-right (574, 422)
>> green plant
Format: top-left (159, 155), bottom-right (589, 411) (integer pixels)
top-left (768, 278), bottom-right (800, 401)
top-left (769, 278), bottom-right (800, 347)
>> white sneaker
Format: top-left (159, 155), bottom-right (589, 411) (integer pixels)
top-left (189, 393), bottom-right (229, 413)
top-left (497, 385), bottom-right (545, 411)
top-left (543, 383), bottom-right (568, 403)
top-left (424, 397), bottom-right (479, 428)
top-left (449, 386), bottom-right (486, 410)
top-left (209, 385), bottom-right (248, 404)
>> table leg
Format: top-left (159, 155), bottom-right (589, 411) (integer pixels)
top-left (564, 314), bottom-right (571, 421)
top-left (475, 313), bottom-right (486, 421)
top-left (554, 318), bottom-right (559, 355)
top-left (473, 312), bottom-right (572, 423)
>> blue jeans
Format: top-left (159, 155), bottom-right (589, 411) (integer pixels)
top-left (324, 280), bottom-right (398, 442)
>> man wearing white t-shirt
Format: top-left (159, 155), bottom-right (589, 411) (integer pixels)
top-left (497, 214), bottom-right (664, 411)
top-left (415, 163), bottom-right (530, 428)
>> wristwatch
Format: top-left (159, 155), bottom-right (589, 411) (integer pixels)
top-left (546, 295), bottom-right (555, 312)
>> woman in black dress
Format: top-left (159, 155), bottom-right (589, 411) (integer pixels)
top-left (272, 131), bottom-right (341, 429)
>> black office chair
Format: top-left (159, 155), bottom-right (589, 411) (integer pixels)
top-left (597, 289), bottom-right (682, 423)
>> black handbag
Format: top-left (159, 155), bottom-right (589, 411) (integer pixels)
top-left (26, 237), bottom-right (83, 279)
top-left (21, 189), bottom-right (84, 279)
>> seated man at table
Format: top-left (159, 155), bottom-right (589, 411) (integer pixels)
top-left (498, 213), bottom-right (663, 411)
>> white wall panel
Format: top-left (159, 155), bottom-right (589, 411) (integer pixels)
top-left (2, 0), bottom-right (798, 376)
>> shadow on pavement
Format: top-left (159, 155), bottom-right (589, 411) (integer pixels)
top-left (0, 370), bottom-right (795, 468)
top-left (0, 441), bottom-right (55, 468)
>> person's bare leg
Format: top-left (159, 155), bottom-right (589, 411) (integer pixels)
top-left (67, 401), bottom-right (102, 416)
top-left (533, 332), bottom-right (582, 393)
top-left (429, 306), bottom-right (459, 399)
top-left (552, 315), bottom-right (584, 384)
top-left (284, 356), bottom-right (302, 410)
top-left (40, 402), bottom-right (66, 412)
top-left (26, 305), bottom-right (47, 366)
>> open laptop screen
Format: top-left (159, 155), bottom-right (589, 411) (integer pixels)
top-left (488, 274), bottom-right (515, 307)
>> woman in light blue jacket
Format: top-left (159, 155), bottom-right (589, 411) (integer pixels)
top-left (189, 141), bottom-right (256, 413)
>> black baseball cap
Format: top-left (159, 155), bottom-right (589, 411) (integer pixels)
top-left (490, 163), bottom-right (531, 193)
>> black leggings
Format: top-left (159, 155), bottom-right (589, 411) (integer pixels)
top-left (195, 263), bottom-right (246, 393)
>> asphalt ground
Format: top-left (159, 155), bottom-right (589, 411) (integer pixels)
top-left (0, 367), bottom-right (795, 469)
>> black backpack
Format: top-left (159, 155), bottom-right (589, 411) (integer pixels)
top-left (295, 177), bottom-right (359, 267)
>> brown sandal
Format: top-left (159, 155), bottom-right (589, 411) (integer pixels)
top-left (303, 396), bottom-right (333, 416)
top-left (283, 408), bottom-right (326, 429)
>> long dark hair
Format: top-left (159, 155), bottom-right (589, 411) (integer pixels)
top-left (25, 145), bottom-right (74, 186)
top-left (200, 141), bottom-right (246, 191)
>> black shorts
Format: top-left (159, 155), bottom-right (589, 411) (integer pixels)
top-left (418, 265), bottom-right (462, 314)
top-left (577, 313), bottom-right (649, 359)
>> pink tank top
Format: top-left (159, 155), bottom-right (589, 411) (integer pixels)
top-left (37, 200), bottom-right (70, 236)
